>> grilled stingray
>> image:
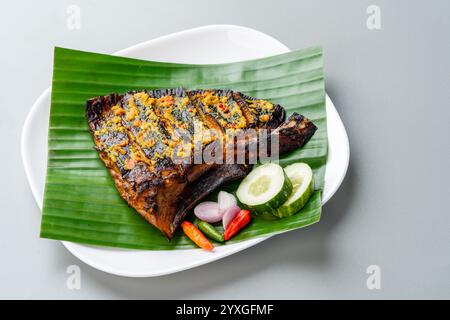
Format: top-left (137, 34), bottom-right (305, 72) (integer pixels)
top-left (86, 88), bottom-right (317, 238)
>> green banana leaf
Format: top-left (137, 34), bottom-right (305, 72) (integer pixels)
top-left (40, 46), bottom-right (327, 250)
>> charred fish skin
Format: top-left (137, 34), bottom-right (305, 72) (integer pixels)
top-left (172, 113), bottom-right (318, 228)
top-left (86, 94), bottom-right (167, 233)
top-left (274, 113), bottom-right (317, 154)
top-left (188, 89), bottom-right (252, 131)
top-left (85, 94), bottom-right (135, 176)
top-left (188, 89), bottom-right (284, 130)
top-left (86, 88), bottom-right (317, 239)
top-left (86, 89), bottom-right (217, 238)
top-left (173, 163), bottom-right (252, 230)
top-left (233, 91), bottom-right (286, 129)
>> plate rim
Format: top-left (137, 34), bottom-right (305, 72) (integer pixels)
top-left (21, 24), bottom-right (349, 277)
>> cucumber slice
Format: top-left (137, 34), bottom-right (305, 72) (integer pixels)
top-left (274, 163), bottom-right (314, 218)
top-left (237, 163), bottom-right (292, 214)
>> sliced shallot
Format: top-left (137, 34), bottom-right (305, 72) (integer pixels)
top-left (194, 201), bottom-right (223, 223)
top-left (218, 191), bottom-right (237, 214)
top-left (222, 205), bottom-right (241, 229)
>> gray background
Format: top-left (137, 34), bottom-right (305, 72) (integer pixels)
top-left (1, 0), bottom-right (449, 299)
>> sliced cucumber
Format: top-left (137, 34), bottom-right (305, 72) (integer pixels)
top-left (237, 163), bottom-right (292, 214)
top-left (274, 162), bottom-right (314, 218)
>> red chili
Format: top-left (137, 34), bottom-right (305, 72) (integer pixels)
top-left (218, 103), bottom-right (229, 112)
top-left (224, 209), bottom-right (252, 241)
top-left (181, 221), bottom-right (214, 251)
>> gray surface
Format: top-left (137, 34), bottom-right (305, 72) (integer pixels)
top-left (1, 0), bottom-right (449, 299)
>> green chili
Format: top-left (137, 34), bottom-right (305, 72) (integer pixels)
top-left (197, 221), bottom-right (224, 242)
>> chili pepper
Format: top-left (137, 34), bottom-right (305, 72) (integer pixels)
top-left (218, 103), bottom-right (229, 112)
top-left (197, 221), bottom-right (224, 242)
top-left (224, 209), bottom-right (252, 241)
top-left (181, 221), bottom-right (214, 251)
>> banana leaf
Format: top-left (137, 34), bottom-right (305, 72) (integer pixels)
top-left (40, 46), bottom-right (327, 250)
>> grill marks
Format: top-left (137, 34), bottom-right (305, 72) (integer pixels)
top-left (238, 93), bottom-right (286, 129)
top-left (86, 94), bottom-right (135, 176)
top-left (189, 89), bottom-right (247, 131)
top-left (122, 92), bottom-right (171, 168)
top-left (86, 88), bottom-right (313, 238)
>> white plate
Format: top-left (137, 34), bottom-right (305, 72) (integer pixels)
top-left (21, 25), bottom-right (349, 277)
